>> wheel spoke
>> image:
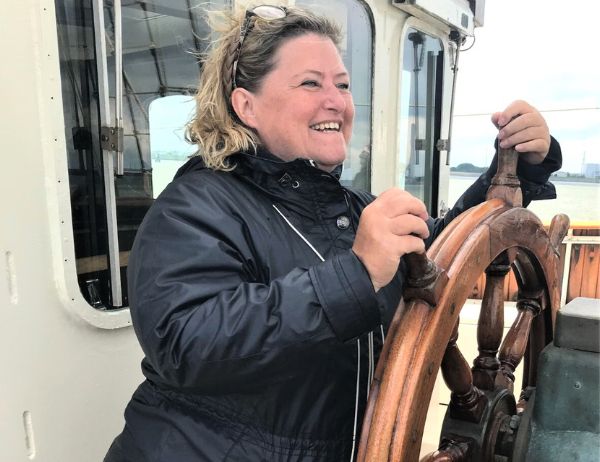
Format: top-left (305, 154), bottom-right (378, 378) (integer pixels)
top-left (472, 254), bottom-right (510, 390)
top-left (496, 296), bottom-right (542, 391)
top-left (441, 320), bottom-right (486, 422)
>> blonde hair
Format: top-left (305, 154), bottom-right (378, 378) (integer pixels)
top-left (185, 5), bottom-right (341, 171)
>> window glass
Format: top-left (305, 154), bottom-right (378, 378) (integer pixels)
top-left (149, 96), bottom-right (196, 198)
top-left (397, 28), bottom-right (443, 211)
top-left (56, 0), bottom-right (373, 310)
top-left (55, 0), bottom-right (229, 309)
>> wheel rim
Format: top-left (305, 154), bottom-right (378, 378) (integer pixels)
top-left (357, 202), bottom-right (569, 462)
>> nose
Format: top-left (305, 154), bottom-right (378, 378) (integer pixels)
top-left (322, 83), bottom-right (347, 113)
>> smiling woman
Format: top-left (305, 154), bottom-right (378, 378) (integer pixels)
top-left (102, 2), bottom-right (563, 459)
top-left (231, 33), bottom-right (354, 171)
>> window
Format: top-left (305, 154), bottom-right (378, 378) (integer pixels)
top-left (397, 28), bottom-right (444, 213)
top-left (149, 96), bottom-right (196, 198)
top-left (55, 0), bottom-right (374, 311)
top-left (56, 0), bottom-right (230, 310)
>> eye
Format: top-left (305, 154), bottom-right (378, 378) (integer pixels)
top-left (336, 82), bottom-right (351, 91)
top-left (301, 80), bottom-right (320, 88)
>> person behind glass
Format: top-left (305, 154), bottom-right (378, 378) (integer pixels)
top-left (104, 5), bottom-right (561, 462)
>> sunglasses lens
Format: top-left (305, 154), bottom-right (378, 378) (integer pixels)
top-left (252, 5), bottom-right (286, 20)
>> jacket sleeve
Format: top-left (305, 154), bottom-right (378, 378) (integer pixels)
top-left (128, 173), bottom-right (380, 392)
top-left (425, 135), bottom-right (562, 246)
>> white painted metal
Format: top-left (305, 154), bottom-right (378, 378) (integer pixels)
top-left (0, 1), bottom-right (142, 461)
top-left (392, 0), bottom-right (475, 36)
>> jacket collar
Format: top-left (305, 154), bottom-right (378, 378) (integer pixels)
top-left (232, 147), bottom-right (346, 220)
top-left (174, 147), bottom-right (347, 220)
top-left (232, 146), bottom-right (343, 180)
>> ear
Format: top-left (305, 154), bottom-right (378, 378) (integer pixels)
top-left (231, 88), bottom-right (259, 129)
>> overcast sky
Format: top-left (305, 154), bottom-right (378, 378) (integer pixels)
top-left (451, 0), bottom-right (600, 173)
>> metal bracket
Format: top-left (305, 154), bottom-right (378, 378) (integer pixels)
top-left (100, 126), bottom-right (123, 152)
top-left (414, 138), bottom-right (427, 150)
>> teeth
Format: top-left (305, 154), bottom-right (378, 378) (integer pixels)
top-left (310, 122), bottom-right (340, 131)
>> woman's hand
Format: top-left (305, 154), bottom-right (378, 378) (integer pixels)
top-left (491, 100), bottom-right (550, 165)
top-left (352, 188), bottom-right (430, 292)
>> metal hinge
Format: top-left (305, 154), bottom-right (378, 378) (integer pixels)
top-left (415, 138), bottom-right (427, 150)
top-left (100, 126), bottom-right (123, 151)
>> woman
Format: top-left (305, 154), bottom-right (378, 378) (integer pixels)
top-left (105, 5), bottom-right (561, 461)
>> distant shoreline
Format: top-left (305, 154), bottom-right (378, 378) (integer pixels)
top-left (450, 171), bottom-right (599, 184)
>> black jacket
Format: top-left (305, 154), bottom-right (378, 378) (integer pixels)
top-left (105, 140), bottom-right (561, 461)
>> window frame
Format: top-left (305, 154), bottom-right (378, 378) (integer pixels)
top-left (54, 0), bottom-right (376, 328)
top-left (396, 17), bottom-right (448, 216)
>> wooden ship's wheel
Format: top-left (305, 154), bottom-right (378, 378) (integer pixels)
top-left (357, 148), bottom-right (570, 461)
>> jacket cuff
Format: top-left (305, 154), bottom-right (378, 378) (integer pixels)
top-left (309, 251), bottom-right (380, 342)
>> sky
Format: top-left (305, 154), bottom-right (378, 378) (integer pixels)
top-left (451, 0), bottom-right (600, 173)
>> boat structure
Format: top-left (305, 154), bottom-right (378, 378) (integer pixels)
top-left (1, 0), bottom-right (598, 460)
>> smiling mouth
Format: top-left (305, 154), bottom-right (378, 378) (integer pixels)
top-left (309, 122), bottom-right (341, 132)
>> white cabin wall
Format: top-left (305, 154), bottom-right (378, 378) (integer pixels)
top-left (1, 1), bottom-right (143, 461)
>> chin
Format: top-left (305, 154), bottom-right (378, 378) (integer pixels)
top-left (313, 152), bottom-right (347, 172)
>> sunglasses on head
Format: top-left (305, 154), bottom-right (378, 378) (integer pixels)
top-left (231, 5), bottom-right (287, 90)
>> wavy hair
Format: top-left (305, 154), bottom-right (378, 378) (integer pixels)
top-left (185, 5), bottom-right (342, 170)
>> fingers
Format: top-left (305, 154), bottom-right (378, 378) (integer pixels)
top-left (492, 100), bottom-right (534, 128)
top-left (352, 189), bottom-right (430, 291)
top-left (491, 100), bottom-right (550, 164)
top-left (499, 125), bottom-right (547, 150)
top-left (388, 213), bottom-right (430, 239)
top-left (375, 188), bottom-right (429, 221)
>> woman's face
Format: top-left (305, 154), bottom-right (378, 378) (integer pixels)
top-left (235, 33), bottom-right (355, 172)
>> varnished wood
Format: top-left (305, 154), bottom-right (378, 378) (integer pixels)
top-left (486, 147), bottom-right (522, 207)
top-left (495, 297), bottom-right (541, 391)
top-left (356, 199), bottom-right (509, 462)
top-left (358, 202), bottom-right (569, 462)
top-left (549, 213), bottom-right (570, 250)
top-left (472, 255), bottom-right (510, 390)
top-left (442, 320), bottom-right (486, 422)
top-left (403, 252), bottom-right (449, 306)
top-left (358, 146), bottom-right (570, 461)
top-left (569, 226), bottom-right (600, 300)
